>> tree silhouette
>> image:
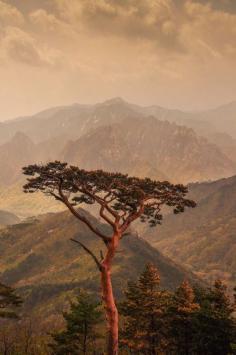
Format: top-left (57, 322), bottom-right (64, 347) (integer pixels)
top-left (120, 263), bottom-right (170, 354)
top-left (50, 291), bottom-right (103, 355)
top-left (193, 280), bottom-right (236, 354)
top-left (0, 282), bottom-right (22, 319)
top-left (23, 161), bottom-right (196, 355)
top-left (168, 280), bottom-right (200, 355)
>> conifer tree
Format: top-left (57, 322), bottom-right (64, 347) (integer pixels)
top-left (0, 282), bottom-right (22, 319)
top-left (23, 161), bottom-right (195, 354)
top-left (194, 280), bottom-right (236, 355)
top-left (120, 263), bottom-right (170, 354)
top-left (168, 280), bottom-right (199, 355)
top-left (50, 291), bottom-right (103, 355)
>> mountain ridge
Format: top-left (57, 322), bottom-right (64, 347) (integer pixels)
top-left (62, 116), bottom-right (236, 183)
top-left (144, 175), bottom-right (236, 288)
top-left (0, 208), bottom-right (202, 316)
top-left (0, 210), bottom-right (20, 227)
top-left (1, 97), bottom-right (236, 143)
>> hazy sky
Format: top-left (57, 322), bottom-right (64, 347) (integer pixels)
top-left (0, 0), bottom-right (236, 120)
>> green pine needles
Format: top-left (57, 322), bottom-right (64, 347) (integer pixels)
top-left (50, 291), bottom-right (103, 355)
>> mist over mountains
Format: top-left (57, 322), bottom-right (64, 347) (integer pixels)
top-left (0, 97), bottom-right (236, 188)
top-left (0, 210), bottom-right (19, 228)
top-left (1, 97), bottom-right (236, 139)
top-left (0, 97), bottom-right (235, 294)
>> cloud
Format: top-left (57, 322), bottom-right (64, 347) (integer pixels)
top-left (0, 1), bottom-right (24, 26)
top-left (181, 1), bottom-right (236, 58)
top-left (52, 1), bottom-right (236, 54)
top-left (53, 0), bottom-right (181, 50)
top-left (0, 0), bottom-right (236, 120)
top-left (1, 27), bottom-right (62, 67)
top-left (51, 0), bottom-right (236, 61)
top-left (0, 2), bottom-right (63, 68)
top-left (5, 1), bottom-right (235, 61)
top-left (196, 0), bottom-right (236, 13)
top-left (29, 8), bottom-right (74, 37)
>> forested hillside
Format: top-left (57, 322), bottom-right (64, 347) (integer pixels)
top-left (0, 209), bottom-right (200, 318)
top-left (145, 175), bottom-right (236, 288)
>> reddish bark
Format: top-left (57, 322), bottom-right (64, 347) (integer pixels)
top-left (101, 233), bottom-right (120, 355)
top-left (23, 163), bottom-right (196, 354)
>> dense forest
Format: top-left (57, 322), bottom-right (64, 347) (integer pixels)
top-left (0, 264), bottom-right (235, 354)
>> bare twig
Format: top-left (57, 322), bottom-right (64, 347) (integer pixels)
top-left (71, 238), bottom-right (102, 271)
top-left (100, 250), bottom-right (104, 261)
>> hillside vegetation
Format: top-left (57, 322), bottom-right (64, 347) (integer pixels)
top-left (0, 209), bottom-right (199, 318)
top-left (145, 175), bottom-right (236, 288)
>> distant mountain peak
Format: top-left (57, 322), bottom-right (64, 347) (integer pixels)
top-left (11, 131), bottom-right (34, 146)
top-left (213, 100), bottom-right (236, 111)
top-left (102, 97), bottom-right (126, 105)
top-left (0, 210), bottom-right (20, 226)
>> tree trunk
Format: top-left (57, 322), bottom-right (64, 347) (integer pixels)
top-left (101, 233), bottom-right (119, 355)
top-left (83, 320), bottom-right (87, 354)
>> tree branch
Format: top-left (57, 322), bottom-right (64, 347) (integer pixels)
top-left (71, 238), bottom-right (102, 271)
top-left (100, 250), bottom-right (104, 261)
top-left (99, 205), bottom-right (115, 229)
top-left (58, 185), bottom-right (111, 243)
top-left (75, 181), bottom-right (121, 225)
top-left (121, 203), bottom-right (145, 233)
top-left (81, 184), bottom-right (119, 221)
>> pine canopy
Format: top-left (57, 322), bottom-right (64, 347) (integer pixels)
top-left (23, 161), bottom-right (196, 235)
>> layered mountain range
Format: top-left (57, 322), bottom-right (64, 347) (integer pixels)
top-left (1, 97), bottom-right (236, 142)
top-left (0, 98), bottom-right (236, 190)
top-left (0, 97), bottom-right (235, 301)
top-left (62, 117), bottom-right (234, 183)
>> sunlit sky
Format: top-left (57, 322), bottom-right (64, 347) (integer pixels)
top-left (0, 0), bottom-right (236, 120)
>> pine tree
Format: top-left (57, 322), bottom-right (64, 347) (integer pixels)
top-left (23, 161), bottom-right (195, 355)
top-left (0, 282), bottom-right (22, 319)
top-left (193, 280), bottom-right (236, 355)
top-left (50, 291), bottom-right (103, 355)
top-left (168, 280), bottom-right (199, 355)
top-left (120, 263), bottom-right (170, 354)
